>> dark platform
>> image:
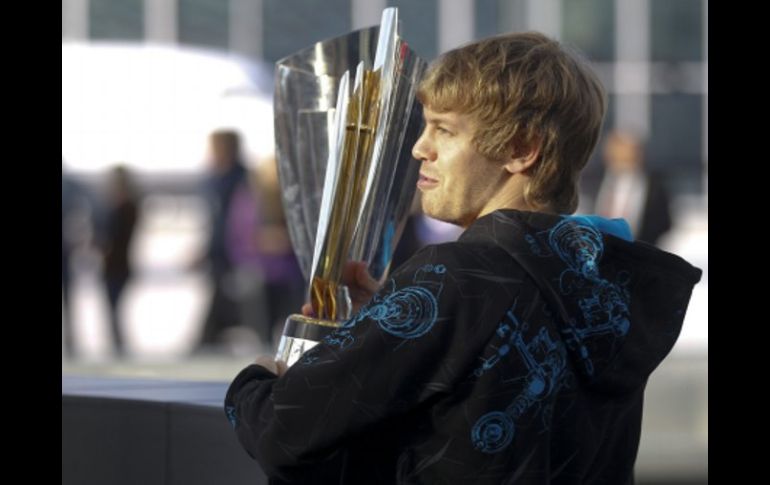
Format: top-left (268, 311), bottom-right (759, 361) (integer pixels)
top-left (62, 376), bottom-right (267, 485)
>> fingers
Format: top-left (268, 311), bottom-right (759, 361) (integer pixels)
top-left (254, 355), bottom-right (289, 377)
top-left (318, 261), bottom-right (382, 317)
top-left (301, 303), bottom-right (315, 317)
top-left (275, 359), bottom-right (289, 376)
top-left (254, 355), bottom-right (279, 374)
top-left (342, 261), bottom-right (378, 291)
top-left (355, 263), bottom-right (380, 293)
top-left (341, 261), bottom-right (365, 286)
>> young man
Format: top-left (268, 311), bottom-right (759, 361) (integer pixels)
top-left (225, 32), bottom-right (701, 484)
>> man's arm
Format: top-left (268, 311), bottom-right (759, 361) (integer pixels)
top-left (224, 245), bottom-right (485, 480)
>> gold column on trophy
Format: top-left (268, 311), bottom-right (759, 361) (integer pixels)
top-left (311, 67), bottom-right (381, 321)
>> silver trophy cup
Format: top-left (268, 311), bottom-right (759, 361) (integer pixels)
top-left (273, 8), bottom-right (427, 365)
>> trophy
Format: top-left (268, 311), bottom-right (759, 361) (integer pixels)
top-left (273, 8), bottom-right (427, 366)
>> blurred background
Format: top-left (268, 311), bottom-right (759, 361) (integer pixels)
top-left (62, 1), bottom-right (707, 483)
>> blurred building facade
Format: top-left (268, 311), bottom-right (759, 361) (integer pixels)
top-left (63, 0), bottom-right (707, 198)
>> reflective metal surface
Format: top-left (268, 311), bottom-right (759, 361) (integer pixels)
top-left (275, 314), bottom-right (339, 366)
top-left (274, 7), bottom-right (426, 324)
top-left (274, 26), bottom-right (380, 285)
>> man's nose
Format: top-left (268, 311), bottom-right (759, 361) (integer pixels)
top-left (412, 131), bottom-right (436, 162)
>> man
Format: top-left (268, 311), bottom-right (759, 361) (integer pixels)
top-left (194, 130), bottom-right (248, 353)
top-left (594, 130), bottom-right (673, 246)
top-left (98, 165), bottom-right (140, 357)
top-left (225, 32), bottom-right (701, 484)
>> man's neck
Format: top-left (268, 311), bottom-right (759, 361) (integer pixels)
top-left (476, 176), bottom-right (539, 222)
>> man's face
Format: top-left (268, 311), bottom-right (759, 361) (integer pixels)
top-left (209, 135), bottom-right (236, 171)
top-left (603, 133), bottom-right (642, 172)
top-left (412, 107), bottom-right (508, 227)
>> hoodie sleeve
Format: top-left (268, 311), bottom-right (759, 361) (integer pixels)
top-left (224, 244), bottom-right (504, 479)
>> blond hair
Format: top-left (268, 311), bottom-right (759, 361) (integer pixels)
top-left (417, 32), bottom-right (606, 213)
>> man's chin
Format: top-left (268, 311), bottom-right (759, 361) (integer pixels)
top-left (420, 200), bottom-right (441, 221)
top-left (421, 204), bottom-right (462, 227)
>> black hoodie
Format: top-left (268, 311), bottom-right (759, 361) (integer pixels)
top-left (225, 209), bottom-right (702, 484)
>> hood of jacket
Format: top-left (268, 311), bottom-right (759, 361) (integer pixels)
top-left (459, 209), bottom-right (702, 394)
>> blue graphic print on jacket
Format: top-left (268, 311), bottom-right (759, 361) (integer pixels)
top-left (527, 217), bottom-right (631, 376)
top-left (471, 300), bottom-right (568, 453)
top-left (343, 264), bottom-right (446, 339)
top-left (356, 263), bottom-right (445, 339)
top-left (225, 405), bottom-right (237, 428)
top-left (300, 264), bottom-right (447, 364)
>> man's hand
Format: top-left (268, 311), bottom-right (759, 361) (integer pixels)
top-left (343, 260), bottom-right (381, 313)
top-left (254, 355), bottom-right (288, 377)
top-left (301, 261), bottom-right (381, 318)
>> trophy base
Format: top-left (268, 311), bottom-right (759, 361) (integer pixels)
top-left (275, 314), bottom-right (340, 366)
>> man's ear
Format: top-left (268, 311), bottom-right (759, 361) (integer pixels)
top-left (503, 141), bottom-right (541, 175)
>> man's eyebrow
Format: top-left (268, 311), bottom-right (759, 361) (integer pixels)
top-left (424, 114), bottom-right (457, 125)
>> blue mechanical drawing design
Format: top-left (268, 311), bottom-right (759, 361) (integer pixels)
top-left (225, 405), bottom-right (237, 428)
top-left (299, 264), bottom-right (447, 364)
top-left (323, 330), bottom-right (355, 349)
top-left (351, 263), bottom-right (446, 339)
top-left (527, 217), bottom-right (631, 376)
top-left (471, 301), bottom-right (568, 453)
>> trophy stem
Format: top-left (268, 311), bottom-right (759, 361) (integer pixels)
top-left (275, 314), bottom-right (339, 366)
top-left (310, 277), bottom-right (339, 321)
top-left (277, 285), bottom-right (352, 366)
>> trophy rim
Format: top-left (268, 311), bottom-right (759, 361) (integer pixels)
top-left (275, 25), bottom-right (382, 69)
top-left (285, 313), bottom-right (342, 329)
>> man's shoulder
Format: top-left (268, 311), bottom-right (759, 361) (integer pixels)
top-left (392, 239), bottom-right (524, 284)
top-left (403, 238), bottom-right (496, 263)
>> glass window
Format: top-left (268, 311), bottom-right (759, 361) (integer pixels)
top-left (389, 0), bottom-right (438, 60)
top-left (648, 94), bottom-right (704, 194)
top-left (475, 0), bottom-right (500, 39)
top-left (651, 0), bottom-right (703, 62)
top-left (263, 0), bottom-right (351, 63)
top-left (89, 0), bottom-right (144, 41)
top-left (178, 0), bottom-right (229, 50)
top-left (561, 0), bottom-right (615, 61)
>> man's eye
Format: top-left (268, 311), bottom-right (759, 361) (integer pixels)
top-left (437, 127), bottom-right (452, 135)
